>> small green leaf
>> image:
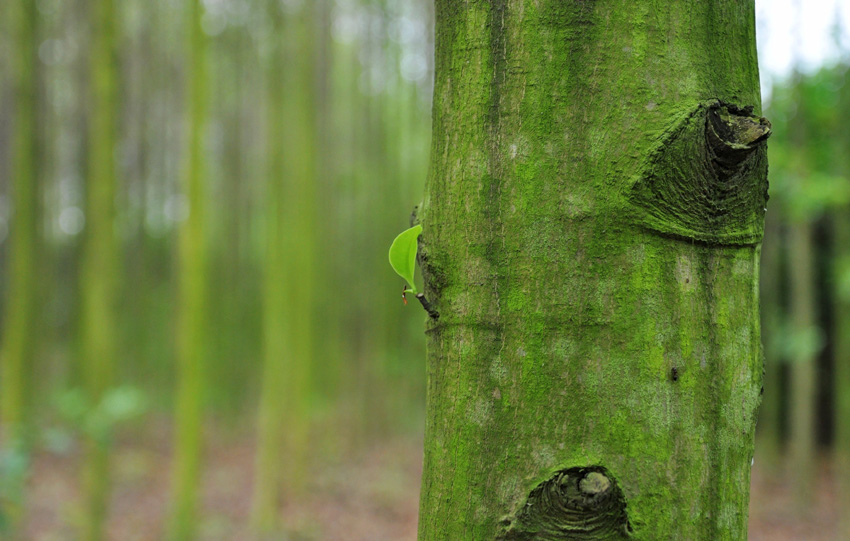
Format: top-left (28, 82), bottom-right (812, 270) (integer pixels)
top-left (388, 224), bottom-right (422, 295)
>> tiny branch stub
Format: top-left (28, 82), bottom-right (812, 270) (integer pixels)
top-left (416, 293), bottom-right (440, 320)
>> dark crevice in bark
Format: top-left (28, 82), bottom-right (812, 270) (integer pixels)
top-left (697, 249), bottom-right (723, 541)
top-left (411, 202), bottom-right (441, 320)
top-left (497, 466), bottom-right (631, 540)
top-left (705, 102), bottom-right (771, 179)
top-left (486, 0), bottom-right (508, 262)
top-left (416, 235), bottom-right (446, 320)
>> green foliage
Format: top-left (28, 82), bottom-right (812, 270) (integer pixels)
top-left (767, 322), bottom-right (826, 363)
top-left (766, 63), bottom-right (850, 221)
top-left (0, 444), bottom-right (29, 535)
top-left (388, 224), bottom-right (422, 295)
top-left (769, 169), bottom-right (850, 221)
top-left (55, 386), bottom-right (149, 444)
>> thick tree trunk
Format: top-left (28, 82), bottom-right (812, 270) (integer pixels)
top-left (418, 2), bottom-right (768, 539)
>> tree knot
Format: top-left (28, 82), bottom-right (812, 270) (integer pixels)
top-left (628, 100), bottom-right (771, 245)
top-left (497, 466), bottom-right (632, 540)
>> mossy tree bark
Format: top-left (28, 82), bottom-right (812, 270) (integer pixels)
top-left (418, 2), bottom-right (768, 539)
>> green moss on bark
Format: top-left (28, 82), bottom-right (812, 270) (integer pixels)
top-left (419, 1), bottom-right (765, 539)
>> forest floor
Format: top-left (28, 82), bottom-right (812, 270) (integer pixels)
top-left (19, 426), bottom-right (841, 540)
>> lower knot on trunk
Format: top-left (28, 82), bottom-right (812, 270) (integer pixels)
top-left (497, 466), bottom-right (632, 540)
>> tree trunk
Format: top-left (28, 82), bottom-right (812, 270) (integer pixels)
top-left (834, 208), bottom-right (850, 539)
top-left (0, 0), bottom-right (41, 531)
top-left (783, 73), bottom-right (819, 512)
top-left (170, 0), bottom-right (208, 537)
top-left (80, 0), bottom-right (119, 537)
top-left (251, 0), bottom-right (318, 531)
top-left (833, 67), bottom-right (850, 540)
top-left (786, 220), bottom-right (817, 508)
top-left (418, 2), bottom-right (768, 539)
top-left (1, 0), bottom-right (40, 443)
top-left (251, 1), bottom-right (289, 530)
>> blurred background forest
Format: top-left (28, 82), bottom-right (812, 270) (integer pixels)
top-left (0, 0), bottom-right (849, 539)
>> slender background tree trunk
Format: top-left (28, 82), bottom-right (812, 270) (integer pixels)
top-left (0, 0), bottom-right (41, 531)
top-left (830, 63), bottom-right (850, 539)
top-left (834, 208), bottom-right (850, 539)
top-left (784, 73), bottom-right (819, 512)
top-left (251, 0), bottom-right (289, 530)
top-left (1, 0), bottom-right (40, 445)
top-left (418, 2), bottom-right (768, 539)
top-left (170, 0), bottom-right (208, 537)
top-left (80, 0), bottom-right (119, 538)
top-left (786, 220), bottom-right (817, 507)
top-left (834, 74), bottom-right (850, 538)
top-left (251, 0), bottom-right (318, 531)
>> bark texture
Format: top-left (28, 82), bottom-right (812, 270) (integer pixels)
top-left (418, 2), bottom-right (767, 539)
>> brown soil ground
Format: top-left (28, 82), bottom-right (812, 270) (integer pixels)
top-left (18, 431), bottom-right (842, 540)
